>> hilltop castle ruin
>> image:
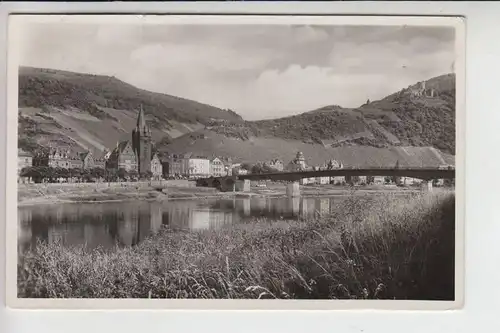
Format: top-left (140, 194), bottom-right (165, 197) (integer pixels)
top-left (407, 81), bottom-right (437, 98)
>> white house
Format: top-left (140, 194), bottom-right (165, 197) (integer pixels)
top-left (286, 151), bottom-right (307, 172)
top-left (150, 153), bottom-right (163, 180)
top-left (183, 155), bottom-right (211, 178)
top-left (267, 159), bottom-right (284, 172)
top-left (210, 157), bottom-right (225, 177)
top-left (232, 167), bottom-right (248, 175)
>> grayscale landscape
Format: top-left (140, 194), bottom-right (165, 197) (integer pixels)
top-left (16, 21), bottom-right (457, 300)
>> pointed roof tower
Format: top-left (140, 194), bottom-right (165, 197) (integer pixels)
top-left (137, 104), bottom-right (146, 129)
top-left (135, 104), bottom-right (151, 136)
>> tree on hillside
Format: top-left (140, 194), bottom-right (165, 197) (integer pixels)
top-left (241, 163), bottom-right (253, 171)
top-left (20, 166), bottom-right (35, 182)
top-left (105, 168), bottom-right (118, 182)
top-left (44, 167), bottom-right (56, 183)
top-left (68, 168), bottom-right (81, 182)
top-left (250, 163), bottom-right (274, 174)
top-left (393, 160), bottom-right (401, 184)
top-left (138, 170), bottom-right (152, 181)
top-left (128, 169), bottom-right (138, 181)
top-left (21, 166), bottom-right (58, 183)
top-left (90, 167), bottom-right (105, 181)
top-left (117, 168), bottom-right (128, 181)
top-left (55, 167), bottom-right (69, 182)
top-left (345, 175), bottom-right (360, 186)
top-left (80, 169), bottom-right (94, 183)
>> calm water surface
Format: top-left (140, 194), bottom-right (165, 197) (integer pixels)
top-left (18, 196), bottom-right (349, 257)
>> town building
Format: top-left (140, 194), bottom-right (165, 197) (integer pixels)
top-left (102, 149), bottom-right (112, 161)
top-left (311, 166), bottom-right (330, 185)
top-left (285, 152), bottom-right (315, 185)
top-left (224, 164), bottom-right (232, 176)
top-left (267, 159), bottom-right (284, 172)
top-left (107, 141), bottom-right (138, 172)
top-left (18, 149), bottom-right (33, 183)
top-left (131, 105), bottom-right (152, 175)
top-left (26, 107), bottom-right (161, 180)
top-left (221, 157), bottom-right (233, 176)
top-left (286, 151), bottom-right (307, 172)
top-left (182, 154), bottom-right (211, 178)
top-left (94, 154), bottom-right (107, 169)
top-left (80, 151), bottom-right (95, 169)
top-left (150, 153), bottom-right (163, 180)
top-left (106, 106), bottom-right (160, 177)
top-left (163, 154), bottom-right (184, 178)
top-left (210, 157), bottom-right (225, 177)
top-left (161, 160), bottom-right (170, 178)
top-left (313, 159), bottom-right (345, 185)
top-left (232, 165), bottom-right (248, 175)
top-left (397, 177), bottom-right (423, 186)
top-left (46, 148), bottom-right (71, 169)
top-left (68, 154), bottom-right (83, 169)
top-left (18, 149), bottom-right (33, 174)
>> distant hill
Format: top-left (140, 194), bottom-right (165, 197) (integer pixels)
top-left (162, 73), bottom-right (455, 167)
top-left (18, 67), bottom-right (455, 168)
top-left (203, 73), bottom-right (456, 155)
top-left (162, 129), bottom-right (454, 168)
top-left (18, 66), bottom-right (242, 154)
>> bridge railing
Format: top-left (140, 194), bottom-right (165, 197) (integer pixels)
top-left (196, 167), bottom-right (456, 183)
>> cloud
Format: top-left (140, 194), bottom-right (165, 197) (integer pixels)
top-left (291, 25), bottom-right (330, 44)
top-left (18, 21), bottom-right (456, 120)
top-left (227, 65), bottom-right (391, 119)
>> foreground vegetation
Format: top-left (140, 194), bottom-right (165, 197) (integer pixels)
top-left (18, 191), bottom-right (455, 300)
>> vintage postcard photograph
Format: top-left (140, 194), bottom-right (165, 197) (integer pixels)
top-left (6, 14), bottom-right (464, 310)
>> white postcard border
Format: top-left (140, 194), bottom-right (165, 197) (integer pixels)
top-left (5, 14), bottom-right (465, 311)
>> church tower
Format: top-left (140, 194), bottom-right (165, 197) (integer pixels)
top-left (132, 105), bottom-right (152, 176)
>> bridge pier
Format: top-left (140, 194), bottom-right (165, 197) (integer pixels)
top-left (243, 198), bottom-right (251, 216)
top-left (286, 181), bottom-right (301, 198)
top-left (421, 180), bottom-right (433, 192)
top-left (235, 179), bottom-right (251, 192)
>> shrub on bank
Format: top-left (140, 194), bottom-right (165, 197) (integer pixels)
top-left (18, 191), bottom-right (455, 300)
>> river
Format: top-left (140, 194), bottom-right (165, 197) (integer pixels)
top-left (17, 195), bottom-right (354, 258)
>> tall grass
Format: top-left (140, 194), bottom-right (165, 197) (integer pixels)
top-left (18, 191), bottom-right (455, 300)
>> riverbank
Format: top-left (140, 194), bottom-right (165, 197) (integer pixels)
top-left (17, 184), bottom-right (220, 207)
top-left (18, 190), bottom-right (455, 300)
top-left (17, 181), bottom-right (423, 207)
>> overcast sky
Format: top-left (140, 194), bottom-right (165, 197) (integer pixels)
top-left (18, 22), bottom-right (455, 120)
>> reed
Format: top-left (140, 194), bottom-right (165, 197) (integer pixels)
top-left (18, 191), bottom-right (455, 300)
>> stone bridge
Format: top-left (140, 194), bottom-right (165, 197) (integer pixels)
top-left (196, 167), bottom-right (455, 196)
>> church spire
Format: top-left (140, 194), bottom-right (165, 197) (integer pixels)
top-left (137, 104), bottom-right (146, 130)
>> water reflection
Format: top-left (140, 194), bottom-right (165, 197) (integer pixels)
top-left (18, 196), bottom-right (344, 258)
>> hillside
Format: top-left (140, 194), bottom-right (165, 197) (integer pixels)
top-left (18, 67), bottom-right (456, 168)
top-left (18, 67), bottom-right (242, 154)
top-left (205, 73), bottom-right (456, 155)
top-left (162, 129), bottom-right (454, 168)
